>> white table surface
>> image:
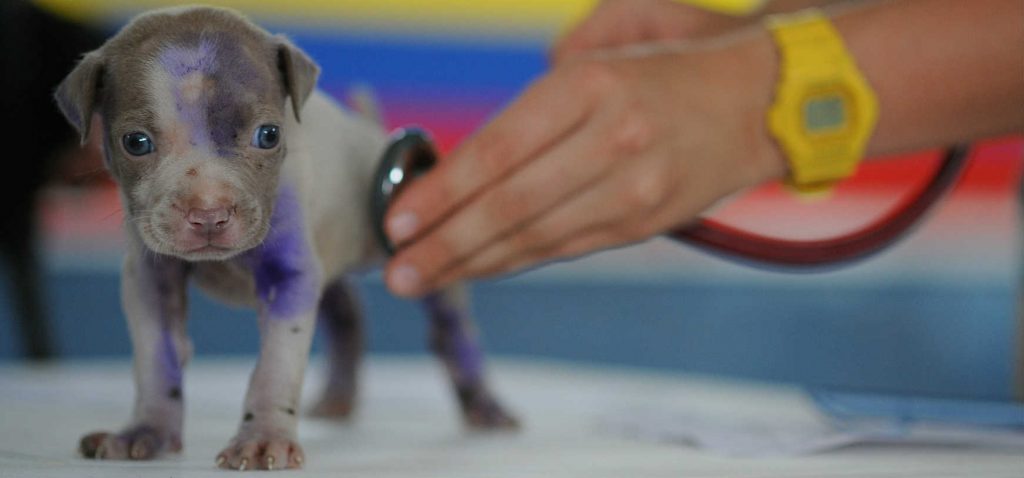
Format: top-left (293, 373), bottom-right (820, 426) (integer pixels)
top-left (0, 357), bottom-right (1020, 478)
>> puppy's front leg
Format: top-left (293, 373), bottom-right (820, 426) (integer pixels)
top-left (80, 250), bottom-right (190, 460)
top-left (218, 308), bottom-right (318, 471)
top-left (218, 212), bottom-right (322, 471)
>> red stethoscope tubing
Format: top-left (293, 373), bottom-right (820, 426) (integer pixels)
top-left (667, 145), bottom-right (971, 269)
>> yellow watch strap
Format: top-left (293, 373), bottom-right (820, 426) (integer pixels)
top-left (766, 10), bottom-right (879, 194)
top-left (767, 10), bottom-right (849, 67)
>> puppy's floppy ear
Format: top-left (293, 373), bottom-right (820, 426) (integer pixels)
top-left (54, 50), bottom-right (105, 144)
top-left (275, 35), bottom-right (320, 122)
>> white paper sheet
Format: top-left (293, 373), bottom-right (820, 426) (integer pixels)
top-left (604, 408), bottom-right (1024, 457)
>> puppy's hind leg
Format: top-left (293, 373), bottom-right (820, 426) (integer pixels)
top-left (424, 285), bottom-right (518, 429)
top-left (309, 277), bottom-right (364, 419)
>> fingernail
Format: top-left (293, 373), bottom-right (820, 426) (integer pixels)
top-left (387, 212), bottom-right (418, 243)
top-left (389, 264), bottom-right (421, 295)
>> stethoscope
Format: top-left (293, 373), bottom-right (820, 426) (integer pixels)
top-left (372, 128), bottom-right (971, 269)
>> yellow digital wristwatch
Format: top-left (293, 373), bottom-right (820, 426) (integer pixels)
top-left (766, 9), bottom-right (879, 194)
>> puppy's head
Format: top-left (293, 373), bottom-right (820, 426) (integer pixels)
top-left (55, 6), bottom-right (319, 261)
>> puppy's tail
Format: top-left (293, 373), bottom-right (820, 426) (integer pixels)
top-left (346, 84), bottom-right (385, 128)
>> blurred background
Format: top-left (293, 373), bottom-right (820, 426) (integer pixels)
top-left (1, 0), bottom-right (1021, 402)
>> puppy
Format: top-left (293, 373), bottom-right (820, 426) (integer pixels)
top-left (55, 6), bottom-right (516, 471)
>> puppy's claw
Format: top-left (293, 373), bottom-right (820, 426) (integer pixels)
top-left (79, 426), bottom-right (173, 461)
top-left (219, 434), bottom-right (303, 471)
top-left (79, 431), bottom-right (109, 459)
top-left (216, 455), bottom-right (227, 467)
top-left (129, 437), bottom-right (151, 460)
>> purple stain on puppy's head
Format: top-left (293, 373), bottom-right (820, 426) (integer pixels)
top-left (160, 39), bottom-right (217, 78)
top-left (158, 40), bottom-right (217, 148)
top-left (157, 35), bottom-right (263, 154)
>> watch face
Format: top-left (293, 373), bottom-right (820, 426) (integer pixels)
top-left (802, 93), bottom-right (848, 135)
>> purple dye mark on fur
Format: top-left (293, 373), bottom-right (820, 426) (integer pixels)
top-left (158, 329), bottom-right (183, 389)
top-left (250, 183), bottom-right (319, 318)
top-left (157, 35), bottom-right (263, 154)
top-left (160, 39), bottom-right (218, 78)
top-left (159, 40), bottom-right (218, 148)
top-left (139, 256), bottom-right (186, 390)
top-left (424, 294), bottom-right (484, 384)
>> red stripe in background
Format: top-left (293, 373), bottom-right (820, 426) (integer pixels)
top-left (851, 138), bottom-right (1024, 195)
top-left (709, 138), bottom-right (1023, 239)
top-left (380, 99), bottom-right (501, 153)
top-left (719, 137), bottom-right (1023, 213)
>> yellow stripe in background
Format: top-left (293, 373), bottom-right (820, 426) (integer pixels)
top-left (34, 0), bottom-right (762, 40)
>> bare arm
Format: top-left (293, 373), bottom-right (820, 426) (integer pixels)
top-left (832, 0), bottom-right (1024, 155)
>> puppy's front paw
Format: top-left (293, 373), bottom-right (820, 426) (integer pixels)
top-left (79, 425), bottom-right (181, 460)
top-left (216, 431), bottom-right (304, 471)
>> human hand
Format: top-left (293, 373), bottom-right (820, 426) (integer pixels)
top-left (382, 33), bottom-right (787, 298)
top-left (552, 0), bottom-right (755, 63)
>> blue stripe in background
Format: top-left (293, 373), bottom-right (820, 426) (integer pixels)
top-left (288, 31), bottom-right (547, 98)
top-left (0, 271), bottom-right (1015, 400)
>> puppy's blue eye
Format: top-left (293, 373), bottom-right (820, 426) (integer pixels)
top-left (253, 124), bottom-right (280, 149)
top-left (122, 132), bottom-right (154, 156)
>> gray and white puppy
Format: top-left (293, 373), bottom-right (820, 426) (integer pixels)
top-left (55, 6), bottom-right (516, 471)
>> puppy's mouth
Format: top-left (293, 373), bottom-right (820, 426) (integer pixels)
top-left (139, 201), bottom-right (266, 261)
top-left (182, 243), bottom-right (241, 260)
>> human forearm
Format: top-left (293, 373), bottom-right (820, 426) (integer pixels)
top-left (831, 0), bottom-right (1024, 155)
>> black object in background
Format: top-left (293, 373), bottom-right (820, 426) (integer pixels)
top-left (0, 0), bottom-right (106, 359)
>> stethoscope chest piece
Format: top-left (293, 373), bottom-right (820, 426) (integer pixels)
top-left (371, 128), bottom-right (438, 255)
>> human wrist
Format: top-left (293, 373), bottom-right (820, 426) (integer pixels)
top-left (722, 28), bottom-right (789, 188)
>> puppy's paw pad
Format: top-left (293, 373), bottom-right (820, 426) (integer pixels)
top-left (79, 425), bottom-right (179, 460)
top-left (217, 435), bottom-right (304, 471)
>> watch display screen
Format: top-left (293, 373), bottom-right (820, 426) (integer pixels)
top-left (803, 95), bottom-right (847, 133)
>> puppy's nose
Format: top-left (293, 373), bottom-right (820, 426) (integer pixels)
top-left (186, 207), bottom-right (232, 235)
